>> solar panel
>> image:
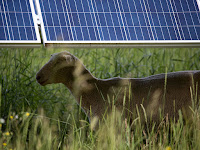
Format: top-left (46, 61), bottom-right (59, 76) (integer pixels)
top-left (0, 0), bottom-right (41, 47)
top-left (36, 0), bottom-right (200, 47)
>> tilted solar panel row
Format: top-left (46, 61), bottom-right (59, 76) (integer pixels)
top-left (38, 0), bottom-right (200, 44)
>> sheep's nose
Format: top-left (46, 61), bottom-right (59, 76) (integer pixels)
top-left (36, 75), bottom-right (41, 81)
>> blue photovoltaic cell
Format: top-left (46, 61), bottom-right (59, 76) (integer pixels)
top-left (39, 0), bottom-right (200, 42)
top-left (0, 0), bottom-right (38, 41)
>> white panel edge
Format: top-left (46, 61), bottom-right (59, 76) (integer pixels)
top-left (34, 0), bottom-right (47, 45)
top-left (29, 0), bottom-right (41, 43)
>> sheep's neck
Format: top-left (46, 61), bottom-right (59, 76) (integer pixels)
top-left (62, 65), bottom-right (98, 116)
top-left (63, 65), bottom-right (97, 98)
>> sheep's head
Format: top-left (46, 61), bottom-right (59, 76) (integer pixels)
top-left (36, 51), bottom-right (76, 86)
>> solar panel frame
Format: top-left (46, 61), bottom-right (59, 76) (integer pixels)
top-left (0, 0), bottom-right (41, 48)
top-left (36, 0), bottom-right (200, 48)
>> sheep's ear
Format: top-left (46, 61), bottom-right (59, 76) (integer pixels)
top-left (63, 55), bottom-right (73, 63)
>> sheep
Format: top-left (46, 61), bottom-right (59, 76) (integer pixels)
top-left (36, 51), bottom-right (199, 129)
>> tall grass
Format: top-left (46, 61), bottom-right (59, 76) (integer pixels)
top-left (0, 48), bottom-right (200, 149)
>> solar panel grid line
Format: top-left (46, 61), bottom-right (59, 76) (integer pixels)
top-left (151, 0), bottom-right (165, 40)
top-left (19, 0), bottom-right (29, 40)
top-left (4, 1), bottom-right (14, 40)
top-left (97, 0), bottom-right (110, 40)
top-left (99, 15), bottom-right (108, 40)
top-left (99, 0), bottom-right (112, 40)
top-left (0, 1), bottom-right (10, 40)
top-left (79, 0), bottom-right (92, 41)
top-left (178, 0), bottom-right (192, 40)
top-left (138, 0), bottom-right (148, 40)
top-left (120, 0), bottom-right (132, 40)
top-left (86, 0), bottom-right (99, 41)
top-left (181, 0), bottom-right (196, 40)
top-left (74, 0), bottom-right (85, 40)
top-left (1, 2), bottom-right (7, 40)
top-left (96, 5), bottom-right (105, 40)
top-left (159, 0), bottom-right (175, 40)
top-left (117, 0), bottom-right (130, 40)
top-left (69, 0), bottom-right (81, 40)
top-left (149, 0), bottom-right (159, 40)
top-left (179, 0), bottom-right (192, 40)
top-left (165, 0), bottom-right (178, 40)
top-left (87, 0), bottom-right (96, 40)
top-left (47, 0), bottom-right (58, 40)
top-left (47, 0), bottom-right (57, 41)
top-left (84, 0), bottom-right (94, 40)
top-left (125, 0), bottom-right (138, 40)
top-left (176, 0), bottom-right (192, 40)
top-left (44, 0), bottom-right (60, 41)
top-left (140, 0), bottom-right (154, 40)
top-left (11, 0), bottom-right (21, 40)
top-left (97, 0), bottom-right (111, 40)
top-left (104, 0), bottom-right (118, 40)
top-left (131, 0), bottom-right (145, 40)
top-left (153, 0), bottom-right (167, 40)
top-left (140, 0), bottom-right (153, 40)
top-left (169, 0), bottom-right (181, 40)
top-left (94, 1), bottom-right (103, 40)
top-left (0, 6), bottom-right (4, 38)
top-left (116, 0), bottom-right (129, 40)
top-left (171, 0), bottom-right (183, 40)
top-left (39, 0), bottom-right (50, 41)
top-left (173, 0), bottom-right (188, 40)
top-left (58, 0), bottom-right (68, 40)
top-left (186, 0), bottom-right (199, 40)
top-left (104, 0), bottom-right (116, 40)
top-left (12, 0), bottom-right (24, 40)
top-left (186, 0), bottom-right (199, 39)
top-left (110, 0), bottom-right (118, 40)
top-left (7, 0), bottom-right (15, 40)
top-left (86, 0), bottom-right (97, 40)
top-left (53, 0), bottom-right (64, 41)
top-left (171, 0), bottom-right (184, 40)
top-left (160, 0), bottom-right (171, 40)
top-left (73, 0), bottom-right (85, 41)
top-left (143, 0), bottom-right (157, 40)
top-left (67, 0), bottom-right (77, 40)
top-left (195, 2), bottom-right (200, 39)
top-left (90, 0), bottom-right (103, 41)
top-left (194, 0), bottom-right (200, 24)
top-left (186, 1), bottom-right (198, 38)
top-left (48, 0), bottom-right (58, 40)
top-left (119, 0), bottom-right (133, 40)
top-left (60, 0), bottom-right (73, 41)
top-left (63, 0), bottom-right (75, 40)
top-left (114, 0), bottom-right (126, 40)
top-left (143, 0), bottom-right (156, 40)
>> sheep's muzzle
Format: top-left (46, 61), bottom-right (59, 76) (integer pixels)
top-left (36, 72), bottom-right (49, 86)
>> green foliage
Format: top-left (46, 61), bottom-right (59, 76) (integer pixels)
top-left (0, 47), bottom-right (200, 149)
